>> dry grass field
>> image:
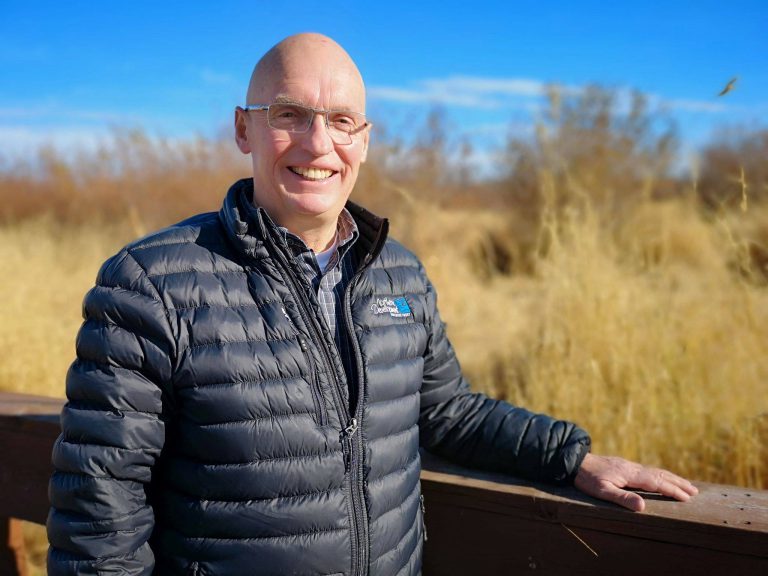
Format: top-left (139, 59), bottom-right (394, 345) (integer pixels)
top-left (2, 99), bottom-right (767, 572)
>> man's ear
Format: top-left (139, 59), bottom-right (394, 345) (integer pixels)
top-left (234, 107), bottom-right (251, 154)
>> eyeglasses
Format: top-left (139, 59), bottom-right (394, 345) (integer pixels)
top-left (241, 102), bottom-right (369, 145)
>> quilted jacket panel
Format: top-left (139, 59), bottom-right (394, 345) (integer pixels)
top-left (48, 178), bottom-right (591, 576)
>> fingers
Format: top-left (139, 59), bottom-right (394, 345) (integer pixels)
top-left (591, 481), bottom-right (646, 512)
top-left (628, 466), bottom-right (699, 502)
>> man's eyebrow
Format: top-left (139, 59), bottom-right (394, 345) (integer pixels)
top-left (272, 95), bottom-right (305, 105)
top-left (271, 94), bottom-right (361, 113)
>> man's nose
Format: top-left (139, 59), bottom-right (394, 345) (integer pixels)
top-left (301, 112), bottom-right (334, 155)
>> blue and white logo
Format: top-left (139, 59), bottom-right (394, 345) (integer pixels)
top-left (371, 296), bottom-right (412, 318)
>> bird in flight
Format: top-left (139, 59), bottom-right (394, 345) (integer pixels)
top-left (718, 77), bottom-right (738, 97)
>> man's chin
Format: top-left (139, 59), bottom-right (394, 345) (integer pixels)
top-left (282, 191), bottom-right (345, 220)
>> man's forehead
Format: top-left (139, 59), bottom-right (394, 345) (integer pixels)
top-left (261, 66), bottom-right (365, 111)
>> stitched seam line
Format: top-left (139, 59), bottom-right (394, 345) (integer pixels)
top-left (145, 268), bottom-right (246, 279)
top-left (367, 263), bottom-right (421, 273)
top-left (366, 354), bottom-right (423, 369)
top-left (363, 290), bottom-right (428, 298)
top-left (370, 499), bottom-right (420, 569)
top-left (360, 323), bottom-right (426, 335)
top-left (182, 372), bottom-right (326, 389)
top-left (393, 522), bottom-right (422, 576)
top-left (195, 410), bottom-right (315, 427)
top-left (366, 391), bottom-right (418, 409)
top-left (175, 450), bottom-right (344, 466)
top-left (170, 300), bottom-right (279, 312)
top-left (166, 484), bottom-right (341, 505)
top-left (366, 424), bottom-right (418, 446)
top-left (73, 358), bottom-right (156, 379)
top-left (182, 526), bottom-right (348, 541)
top-left (188, 334), bottom-right (295, 350)
top-left (370, 479), bottom-right (420, 526)
top-left (58, 439), bottom-right (156, 453)
top-left (64, 403), bottom-right (160, 416)
top-left (129, 239), bottom-right (202, 251)
top-left (366, 449), bottom-right (419, 490)
top-left (93, 283), bottom-right (162, 304)
top-left (52, 471), bottom-right (140, 481)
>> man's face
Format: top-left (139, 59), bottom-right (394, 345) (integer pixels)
top-left (235, 49), bottom-right (369, 231)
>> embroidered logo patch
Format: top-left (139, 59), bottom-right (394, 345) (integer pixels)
top-left (371, 296), bottom-right (412, 318)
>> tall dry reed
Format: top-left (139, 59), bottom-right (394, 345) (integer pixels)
top-left (2, 111), bottom-right (768, 573)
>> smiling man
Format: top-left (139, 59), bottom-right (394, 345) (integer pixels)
top-left (47, 33), bottom-right (697, 576)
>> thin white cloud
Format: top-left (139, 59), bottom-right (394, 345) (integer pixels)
top-left (421, 76), bottom-right (572, 97)
top-left (371, 75), bottom-right (582, 110)
top-left (367, 86), bottom-right (500, 108)
top-left (198, 67), bottom-right (236, 86)
top-left (370, 75), bottom-right (737, 118)
top-left (664, 98), bottom-right (728, 113)
top-left (0, 105), bottom-right (138, 123)
top-left (464, 121), bottom-right (534, 137)
top-left (0, 126), bottom-right (109, 160)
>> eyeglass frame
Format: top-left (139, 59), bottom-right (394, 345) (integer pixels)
top-left (238, 102), bottom-right (370, 144)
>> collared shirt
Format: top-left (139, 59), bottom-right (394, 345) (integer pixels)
top-left (279, 209), bottom-right (359, 402)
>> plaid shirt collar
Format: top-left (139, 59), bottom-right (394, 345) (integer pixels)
top-left (280, 208), bottom-right (359, 272)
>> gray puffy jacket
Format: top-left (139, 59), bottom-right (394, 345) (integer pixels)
top-left (48, 178), bottom-right (591, 575)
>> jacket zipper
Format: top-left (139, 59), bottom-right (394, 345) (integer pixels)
top-left (340, 225), bottom-right (388, 576)
top-left (342, 260), bottom-right (371, 576)
top-left (269, 241), bottom-right (363, 573)
top-left (283, 306), bottom-right (328, 426)
top-left (265, 218), bottom-right (387, 576)
top-left (419, 494), bottom-right (428, 542)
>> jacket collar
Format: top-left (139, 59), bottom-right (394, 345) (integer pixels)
top-left (218, 178), bottom-right (389, 267)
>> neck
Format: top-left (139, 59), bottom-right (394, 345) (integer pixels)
top-left (271, 210), bottom-right (339, 253)
top-left (295, 221), bottom-right (338, 253)
top-left (248, 187), bottom-right (340, 253)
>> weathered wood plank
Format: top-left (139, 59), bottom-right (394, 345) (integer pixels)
top-left (1, 392), bottom-right (767, 575)
top-left (420, 451), bottom-right (768, 575)
top-left (0, 392), bottom-right (63, 525)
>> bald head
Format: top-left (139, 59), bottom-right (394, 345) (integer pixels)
top-left (246, 33), bottom-right (365, 108)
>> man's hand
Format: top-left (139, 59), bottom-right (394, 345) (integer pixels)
top-left (574, 453), bottom-right (699, 512)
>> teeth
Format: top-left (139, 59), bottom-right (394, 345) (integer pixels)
top-left (290, 167), bottom-right (334, 180)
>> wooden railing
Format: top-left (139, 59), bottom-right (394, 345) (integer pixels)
top-left (1, 391), bottom-right (766, 575)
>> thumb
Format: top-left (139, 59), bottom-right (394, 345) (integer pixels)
top-left (599, 483), bottom-right (646, 512)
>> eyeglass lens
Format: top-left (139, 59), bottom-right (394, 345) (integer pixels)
top-left (267, 104), bottom-right (364, 143)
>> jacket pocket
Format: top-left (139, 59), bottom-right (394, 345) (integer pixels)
top-left (419, 494), bottom-right (428, 542)
top-left (283, 306), bottom-right (328, 427)
top-left (300, 334), bottom-right (329, 426)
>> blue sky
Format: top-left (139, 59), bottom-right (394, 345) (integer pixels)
top-left (1, 0), bottom-right (766, 167)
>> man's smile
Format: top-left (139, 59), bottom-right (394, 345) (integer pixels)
top-left (288, 166), bottom-right (337, 181)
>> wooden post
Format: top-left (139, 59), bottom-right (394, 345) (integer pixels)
top-left (0, 519), bottom-right (28, 576)
top-left (0, 392), bottom-right (64, 576)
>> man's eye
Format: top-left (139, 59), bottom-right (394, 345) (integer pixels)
top-left (274, 107), bottom-right (300, 119)
top-left (330, 115), bottom-right (356, 128)
top-left (271, 105), bottom-right (312, 122)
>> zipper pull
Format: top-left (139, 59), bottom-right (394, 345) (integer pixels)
top-left (420, 494), bottom-right (428, 542)
top-left (342, 418), bottom-right (358, 437)
top-left (340, 418), bottom-right (358, 473)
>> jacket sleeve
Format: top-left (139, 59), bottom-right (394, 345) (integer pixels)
top-left (417, 267), bottom-right (591, 484)
top-left (47, 249), bottom-right (176, 575)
